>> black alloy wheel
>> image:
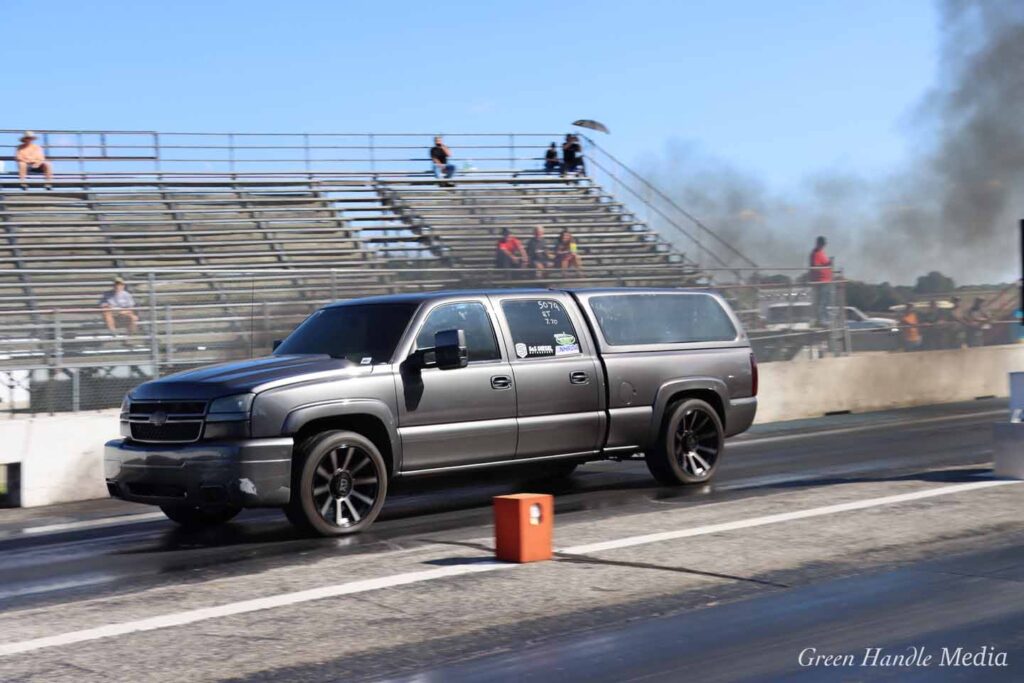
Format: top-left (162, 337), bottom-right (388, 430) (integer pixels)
top-left (646, 398), bottom-right (724, 485)
top-left (286, 430), bottom-right (388, 536)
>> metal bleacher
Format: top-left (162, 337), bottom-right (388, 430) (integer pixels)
top-left (0, 129), bottom-right (755, 411)
top-left (375, 175), bottom-right (689, 272)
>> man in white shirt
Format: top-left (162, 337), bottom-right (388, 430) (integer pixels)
top-left (100, 277), bottom-right (139, 334)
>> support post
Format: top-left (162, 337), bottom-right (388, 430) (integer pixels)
top-left (148, 273), bottom-right (159, 378)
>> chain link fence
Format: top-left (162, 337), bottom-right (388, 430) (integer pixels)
top-left (1, 267), bottom-right (1019, 415)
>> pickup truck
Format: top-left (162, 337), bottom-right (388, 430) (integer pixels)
top-left (106, 288), bottom-right (758, 536)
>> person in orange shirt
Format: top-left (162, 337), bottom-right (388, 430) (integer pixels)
top-left (495, 228), bottom-right (527, 269)
top-left (15, 131), bottom-right (53, 190)
top-left (809, 236), bottom-right (834, 326)
top-left (900, 303), bottom-right (922, 351)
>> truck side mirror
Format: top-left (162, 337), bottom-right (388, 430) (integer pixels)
top-left (434, 329), bottom-right (468, 370)
top-left (272, 340), bottom-right (283, 351)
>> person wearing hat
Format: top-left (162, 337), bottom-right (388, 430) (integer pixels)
top-left (99, 276), bottom-right (139, 335)
top-left (15, 131), bottom-right (53, 190)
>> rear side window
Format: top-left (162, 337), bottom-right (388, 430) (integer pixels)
top-left (501, 299), bottom-right (582, 359)
top-left (416, 302), bottom-right (501, 362)
top-left (589, 293), bottom-right (737, 345)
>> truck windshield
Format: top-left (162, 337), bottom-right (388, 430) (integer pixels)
top-left (274, 303), bottom-right (418, 364)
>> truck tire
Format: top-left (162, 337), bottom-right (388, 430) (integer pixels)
top-left (160, 504), bottom-right (240, 528)
top-left (645, 398), bottom-right (724, 485)
top-left (285, 430), bottom-right (388, 536)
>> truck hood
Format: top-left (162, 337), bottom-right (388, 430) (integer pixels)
top-left (130, 354), bottom-right (370, 401)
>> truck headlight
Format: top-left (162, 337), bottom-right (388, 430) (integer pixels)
top-left (207, 393), bottom-right (254, 421)
top-left (204, 393), bottom-right (254, 440)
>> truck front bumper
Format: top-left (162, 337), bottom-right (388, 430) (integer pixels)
top-left (104, 437), bottom-right (294, 508)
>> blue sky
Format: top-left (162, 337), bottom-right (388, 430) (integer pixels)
top-left (3, 0), bottom-right (939, 189)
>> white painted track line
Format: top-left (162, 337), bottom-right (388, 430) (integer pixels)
top-left (732, 409), bottom-right (1004, 448)
top-left (0, 563), bottom-right (511, 657)
top-left (21, 512), bottom-right (168, 535)
top-left (559, 479), bottom-right (1020, 554)
top-left (0, 478), bottom-right (1018, 658)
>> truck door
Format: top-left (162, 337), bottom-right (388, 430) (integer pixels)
top-left (396, 299), bottom-right (517, 471)
top-left (493, 294), bottom-right (603, 458)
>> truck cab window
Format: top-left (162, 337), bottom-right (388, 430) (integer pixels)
top-left (501, 299), bottom-right (582, 359)
top-left (416, 302), bottom-right (501, 362)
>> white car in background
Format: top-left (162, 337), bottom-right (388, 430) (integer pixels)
top-left (763, 303), bottom-right (897, 332)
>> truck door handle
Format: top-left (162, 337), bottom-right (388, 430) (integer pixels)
top-left (491, 375), bottom-right (512, 390)
top-left (569, 371), bottom-right (590, 385)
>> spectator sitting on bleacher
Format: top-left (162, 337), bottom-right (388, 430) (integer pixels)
top-left (526, 226), bottom-right (552, 273)
top-left (555, 229), bottom-right (582, 273)
top-left (430, 136), bottom-right (456, 186)
top-left (544, 143), bottom-right (562, 174)
top-left (562, 134), bottom-right (585, 176)
top-left (495, 228), bottom-right (527, 269)
top-left (100, 277), bottom-right (139, 335)
top-left (15, 131), bottom-right (53, 190)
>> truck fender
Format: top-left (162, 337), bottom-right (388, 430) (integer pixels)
top-left (281, 399), bottom-right (402, 470)
top-left (649, 377), bottom-right (730, 444)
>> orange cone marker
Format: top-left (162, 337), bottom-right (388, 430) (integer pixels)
top-left (493, 493), bottom-right (554, 563)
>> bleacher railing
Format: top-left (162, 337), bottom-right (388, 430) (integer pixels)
top-left (579, 135), bottom-right (760, 277)
top-left (0, 129), bottom-right (565, 175)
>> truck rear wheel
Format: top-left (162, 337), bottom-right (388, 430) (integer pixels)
top-left (646, 398), bottom-right (724, 485)
top-left (285, 430), bottom-right (388, 536)
top-left (160, 504), bottom-right (240, 528)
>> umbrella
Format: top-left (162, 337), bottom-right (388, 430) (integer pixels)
top-left (572, 119), bottom-right (610, 134)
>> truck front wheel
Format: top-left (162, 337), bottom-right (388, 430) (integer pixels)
top-left (285, 430), bottom-right (388, 536)
top-left (646, 398), bottom-right (724, 485)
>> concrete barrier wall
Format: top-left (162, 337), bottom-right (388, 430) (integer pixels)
top-left (2, 344), bottom-right (1021, 507)
top-left (755, 344), bottom-right (1022, 423)
top-left (1, 409), bottom-right (117, 507)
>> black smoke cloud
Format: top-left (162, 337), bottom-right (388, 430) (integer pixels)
top-left (640, 0), bottom-right (1024, 284)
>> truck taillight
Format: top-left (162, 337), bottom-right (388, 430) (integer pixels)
top-left (750, 353), bottom-right (758, 397)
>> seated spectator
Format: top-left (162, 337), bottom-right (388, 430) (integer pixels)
top-left (495, 228), bottom-right (527, 269)
top-left (555, 229), bottom-right (582, 273)
top-left (544, 143), bottom-right (562, 174)
top-left (526, 226), bottom-right (552, 273)
top-left (15, 131), bottom-right (53, 190)
top-left (899, 303), bottom-right (921, 352)
top-left (562, 134), bottom-right (585, 176)
top-left (430, 136), bottom-right (456, 186)
top-left (100, 276), bottom-right (139, 335)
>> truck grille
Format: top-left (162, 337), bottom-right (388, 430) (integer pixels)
top-left (126, 400), bottom-right (207, 444)
top-left (130, 421), bottom-right (204, 443)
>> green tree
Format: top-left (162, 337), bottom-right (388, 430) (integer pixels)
top-left (914, 271), bottom-right (956, 294)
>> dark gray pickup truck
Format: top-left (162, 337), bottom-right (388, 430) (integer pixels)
top-left (106, 288), bottom-right (757, 535)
